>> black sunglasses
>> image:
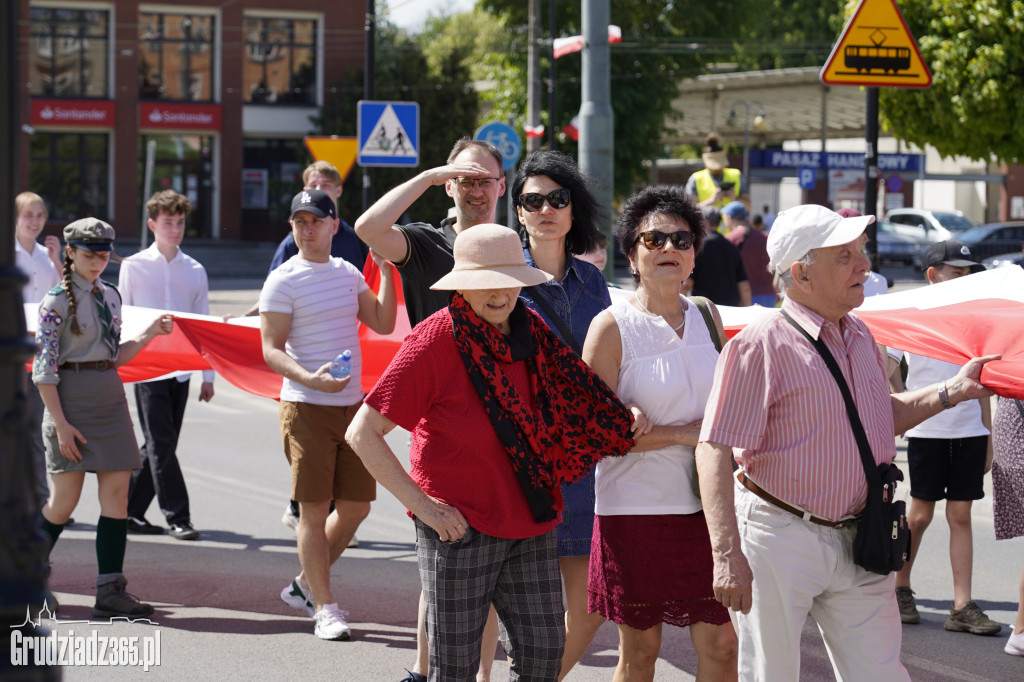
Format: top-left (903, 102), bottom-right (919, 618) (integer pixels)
top-left (518, 189), bottom-right (571, 212)
top-left (635, 230), bottom-right (695, 251)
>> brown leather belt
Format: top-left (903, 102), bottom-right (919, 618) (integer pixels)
top-left (737, 471), bottom-right (856, 528)
top-left (60, 360), bottom-right (115, 372)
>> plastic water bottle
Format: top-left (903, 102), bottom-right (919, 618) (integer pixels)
top-left (329, 350), bottom-right (352, 379)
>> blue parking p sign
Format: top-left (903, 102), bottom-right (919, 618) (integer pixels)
top-left (358, 101), bottom-right (419, 167)
top-left (798, 167), bottom-right (816, 190)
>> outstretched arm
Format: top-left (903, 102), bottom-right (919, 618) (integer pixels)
top-left (891, 354), bottom-right (1000, 434)
top-left (354, 160), bottom-right (497, 263)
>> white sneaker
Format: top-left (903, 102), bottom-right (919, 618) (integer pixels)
top-left (1006, 629), bottom-right (1024, 656)
top-left (280, 577), bottom-right (314, 617)
top-left (347, 535), bottom-right (359, 549)
top-left (314, 603), bottom-right (351, 641)
top-left (281, 504), bottom-right (299, 532)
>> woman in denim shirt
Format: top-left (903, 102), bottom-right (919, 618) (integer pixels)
top-left (513, 149), bottom-right (611, 678)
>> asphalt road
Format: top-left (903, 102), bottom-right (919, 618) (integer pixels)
top-left (32, 272), bottom-right (1024, 681)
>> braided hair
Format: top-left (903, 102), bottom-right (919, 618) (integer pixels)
top-left (62, 246), bottom-right (83, 336)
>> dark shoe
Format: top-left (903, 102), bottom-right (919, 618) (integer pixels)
top-left (64, 517), bottom-right (75, 527)
top-left (399, 670), bottom-right (426, 682)
top-left (127, 517), bottom-right (164, 535)
top-left (945, 601), bottom-right (1002, 635)
top-left (92, 576), bottom-right (154, 619)
top-left (895, 586), bottom-right (920, 624)
top-left (169, 523), bottom-right (199, 541)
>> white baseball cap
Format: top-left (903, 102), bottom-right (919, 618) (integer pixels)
top-left (767, 205), bottom-right (875, 275)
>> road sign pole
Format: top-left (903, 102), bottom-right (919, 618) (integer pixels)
top-left (362, 0), bottom-right (375, 212)
top-left (865, 87), bottom-right (880, 272)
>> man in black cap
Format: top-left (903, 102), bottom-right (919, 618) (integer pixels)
top-left (891, 240), bottom-right (1000, 636)
top-left (259, 189), bottom-right (396, 640)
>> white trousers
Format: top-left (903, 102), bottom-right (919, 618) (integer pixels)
top-left (733, 481), bottom-right (911, 682)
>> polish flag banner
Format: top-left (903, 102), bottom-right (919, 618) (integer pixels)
top-left (561, 115), bottom-right (580, 142)
top-left (24, 266), bottom-right (1024, 401)
top-left (524, 124), bottom-right (546, 138)
top-left (553, 25), bottom-right (622, 59)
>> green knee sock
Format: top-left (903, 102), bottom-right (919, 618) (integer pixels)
top-left (41, 517), bottom-right (64, 551)
top-left (95, 516), bottom-right (128, 575)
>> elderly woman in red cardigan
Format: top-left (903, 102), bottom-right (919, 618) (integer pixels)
top-left (346, 223), bottom-right (635, 681)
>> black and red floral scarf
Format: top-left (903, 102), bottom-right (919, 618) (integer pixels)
top-left (448, 292), bottom-right (635, 523)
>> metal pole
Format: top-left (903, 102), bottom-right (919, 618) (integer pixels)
top-left (547, 0), bottom-right (557, 150)
top-left (865, 87), bottom-right (880, 271)
top-left (742, 102), bottom-right (751, 184)
top-left (1, 1), bottom-right (57, 666)
top-left (526, 0), bottom-right (541, 154)
top-left (140, 139), bottom-right (157, 251)
top-left (579, 0), bottom-right (614, 281)
top-left (362, 0), bottom-right (375, 212)
top-left (821, 84), bottom-right (829, 203)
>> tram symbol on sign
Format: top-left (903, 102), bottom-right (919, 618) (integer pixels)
top-left (843, 27), bottom-right (911, 75)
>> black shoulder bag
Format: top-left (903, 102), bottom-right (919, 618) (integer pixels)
top-left (781, 310), bottom-right (911, 575)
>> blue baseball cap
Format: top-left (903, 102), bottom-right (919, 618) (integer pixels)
top-left (722, 201), bottom-right (747, 220)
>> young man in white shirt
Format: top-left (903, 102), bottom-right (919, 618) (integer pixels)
top-left (260, 189), bottom-right (396, 640)
top-left (893, 240), bottom-right (1000, 636)
top-left (119, 190), bottom-right (214, 541)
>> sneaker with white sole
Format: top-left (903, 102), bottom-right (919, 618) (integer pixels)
top-left (280, 577), bottom-right (314, 617)
top-left (1005, 629), bottom-right (1024, 656)
top-left (281, 504), bottom-right (299, 532)
top-left (314, 603), bottom-right (351, 641)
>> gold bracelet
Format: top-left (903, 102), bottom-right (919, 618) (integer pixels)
top-left (937, 381), bottom-right (953, 410)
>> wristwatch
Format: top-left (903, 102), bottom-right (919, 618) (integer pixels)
top-left (937, 381), bottom-right (953, 410)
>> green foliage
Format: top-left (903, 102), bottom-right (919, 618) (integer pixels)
top-left (879, 0), bottom-right (1024, 163)
top-left (312, 19), bottom-right (479, 223)
top-left (733, 0), bottom-right (848, 70)
top-left (478, 0), bottom-right (751, 196)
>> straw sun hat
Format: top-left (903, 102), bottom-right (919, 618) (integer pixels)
top-left (431, 223), bottom-right (552, 290)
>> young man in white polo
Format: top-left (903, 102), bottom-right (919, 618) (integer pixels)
top-left (260, 189), bottom-right (396, 639)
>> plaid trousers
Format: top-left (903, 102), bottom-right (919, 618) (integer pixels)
top-left (415, 519), bottom-right (564, 681)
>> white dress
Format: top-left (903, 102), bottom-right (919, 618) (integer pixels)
top-left (594, 297), bottom-right (720, 516)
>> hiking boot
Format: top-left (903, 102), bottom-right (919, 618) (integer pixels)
top-left (92, 577), bottom-right (154, 619)
top-left (944, 601), bottom-right (1002, 635)
top-left (895, 586), bottom-right (920, 624)
top-left (314, 603), bottom-right (351, 641)
top-left (280, 577), bottom-right (314, 617)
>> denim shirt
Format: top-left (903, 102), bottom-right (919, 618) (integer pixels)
top-left (519, 246), bottom-right (612, 353)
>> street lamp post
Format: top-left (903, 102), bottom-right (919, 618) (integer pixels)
top-left (729, 100), bottom-right (766, 185)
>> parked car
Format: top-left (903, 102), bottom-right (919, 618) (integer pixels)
top-left (956, 221), bottom-right (1024, 262)
top-left (884, 208), bottom-right (977, 246)
top-left (982, 251), bottom-right (1024, 270)
top-left (873, 221), bottom-right (917, 265)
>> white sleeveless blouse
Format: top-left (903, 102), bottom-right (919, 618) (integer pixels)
top-left (594, 297), bottom-right (720, 516)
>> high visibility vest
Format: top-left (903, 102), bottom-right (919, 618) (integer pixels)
top-left (693, 168), bottom-right (742, 209)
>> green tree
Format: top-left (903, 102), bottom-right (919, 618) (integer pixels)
top-left (879, 0), bottom-right (1024, 163)
top-left (313, 18), bottom-right (479, 223)
top-left (734, 0), bottom-right (848, 70)
top-left (480, 1), bottom-right (749, 196)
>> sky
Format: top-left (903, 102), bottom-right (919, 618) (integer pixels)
top-left (383, 0), bottom-right (477, 32)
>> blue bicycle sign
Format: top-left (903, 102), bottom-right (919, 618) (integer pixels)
top-left (474, 122), bottom-right (521, 171)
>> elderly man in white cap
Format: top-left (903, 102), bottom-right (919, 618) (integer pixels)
top-left (694, 204), bottom-right (999, 680)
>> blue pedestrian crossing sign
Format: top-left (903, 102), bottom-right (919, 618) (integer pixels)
top-left (357, 101), bottom-right (419, 167)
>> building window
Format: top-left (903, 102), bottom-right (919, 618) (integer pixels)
top-left (243, 16), bottom-right (317, 105)
top-left (139, 135), bottom-right (214, 238)
top-left (138, 11), bottom-right (215, 101)
top-left (29, 132), bottom-right (109, 221)
top-left (28, 6), bottom-right (110, 97)
top-left (242, 138), bottom-right (306, 226)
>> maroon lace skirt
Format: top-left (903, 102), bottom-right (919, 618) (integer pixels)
top-left (588, 512), bottom-right (730, 630)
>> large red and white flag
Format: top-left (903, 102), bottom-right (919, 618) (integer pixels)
top-left (25, 266), bottom-right (1024, 400)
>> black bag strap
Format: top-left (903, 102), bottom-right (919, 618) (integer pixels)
top-left (1015, 399), bottom-right (1024, 422)
top-left (780, 310), bottom-right (881, 489)
top-left (523, 286), bottom-right (582, 356)
top-left (687, 296), bottom-right (723, 352)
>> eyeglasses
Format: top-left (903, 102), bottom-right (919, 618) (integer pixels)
top-left (635, 230), bottom-right (695, 251)
top-left (453, 176), bottom-right (502, 190)
top-left (518, 189), bottom-right (572, 212)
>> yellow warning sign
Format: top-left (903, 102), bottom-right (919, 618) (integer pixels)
top-left (820, 0), bottom-right (932, 88)
top-left (303, 137), bottom-right (359, 181)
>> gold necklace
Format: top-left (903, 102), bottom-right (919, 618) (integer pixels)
top-left (635, 293), bottom-right (685, 331)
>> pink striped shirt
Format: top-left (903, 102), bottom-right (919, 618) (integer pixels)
top-left (700, 298), bottom-right (896, 520)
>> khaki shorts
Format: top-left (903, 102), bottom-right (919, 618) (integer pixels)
top-left (278, 401), bottom-right (376, 503)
